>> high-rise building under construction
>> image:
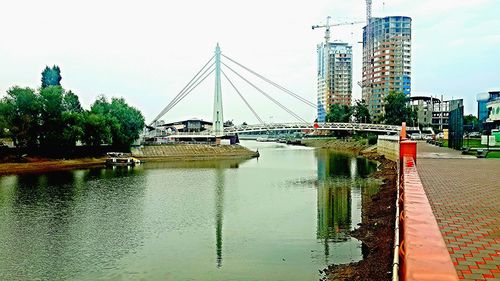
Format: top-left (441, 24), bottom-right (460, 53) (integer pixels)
top-left (317, 42), bottom-right (353, 122)
top-left (362, 16), bottom-right (412, 121)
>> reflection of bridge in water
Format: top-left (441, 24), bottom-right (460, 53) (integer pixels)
top-left (145, 44), bottom-right (403, 142)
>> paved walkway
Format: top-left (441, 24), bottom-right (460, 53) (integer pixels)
top-left (416, 142), bottom-right (500, 280)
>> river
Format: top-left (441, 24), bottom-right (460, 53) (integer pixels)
top-left (0, 141), bottom-right (378, 281)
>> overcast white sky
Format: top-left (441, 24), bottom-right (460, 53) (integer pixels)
top-left (1, 0), bottom-right (499, 124)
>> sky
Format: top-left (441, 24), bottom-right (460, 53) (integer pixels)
top-left (1, 0), bottom-right (499, 124)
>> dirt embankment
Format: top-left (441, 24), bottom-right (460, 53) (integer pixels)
top-left (0, 157), bottom-right (105, 176)
top-left (0, 144), bottom-right (259, 175)
top-left (301, 138), bottom-right (370, 154)
top-left (322, 150), bottom-right (398, 281)
top-left (131, 144), bottom-right (259, 161)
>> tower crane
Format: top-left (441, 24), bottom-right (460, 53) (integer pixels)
top-left (311, 16), bottom-right (365, 44)
top-left (312, 17), bottom-right (365, 118)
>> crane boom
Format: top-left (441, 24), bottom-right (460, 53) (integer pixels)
top-left (311, 17), bottom-right (365, 44)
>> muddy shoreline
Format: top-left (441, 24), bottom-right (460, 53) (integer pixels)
top-left (301, 138), bottom-right (370, 154)
top-left (322, 150), bottom-right (397, 281)
top-left (0, 144), bottom-right (259, 175)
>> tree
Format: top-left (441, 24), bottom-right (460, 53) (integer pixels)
top-left (41, 65), bottom-right (62, 88)
top-left (38, 86), bottom-right (85, 149)
top-left (63, 90), bottom-right (83, 112)
top-left (82, 112), bottom-right (112, 147)
top-left (39, 86), bottom-right (65, 147)
top-left (224, 120), bottom-right (234, 127)
top-left (108, 97), bottom-right (145, 148)
top-left (1, 87), bottom-right (41, 148)
top-left (464, 114), bottom-right (479, 132)
top-left (352, 99), bottom-right (371, 123)
top-left (0, 102), bottom-right (9, 138)
top-left (383, 91), bottom-right (414, 125)
top-left (87, 96), bottom-right (145, 148)
top-left (326, 104), bottom-right (352, 122)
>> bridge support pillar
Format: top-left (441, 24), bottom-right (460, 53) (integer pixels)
top-left (212, 43), bottom-right (224, 137)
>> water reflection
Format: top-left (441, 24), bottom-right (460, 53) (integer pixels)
top-left (214, 168), bottom-right (225, 268)
top-left (0, 168), bottom-right (147, 280)
top-left (315, 149), bottom-right (378, 262)
top-left (0, 144), bottom-right (380, 280)
top-left (142, 158), bottom-right (247, 170)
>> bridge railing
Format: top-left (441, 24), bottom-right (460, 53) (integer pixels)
top-left (226, 122), bottom-right (402, 133)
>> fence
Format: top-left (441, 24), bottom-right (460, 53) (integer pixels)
top-left (382, 124), bottom-right (459, 281)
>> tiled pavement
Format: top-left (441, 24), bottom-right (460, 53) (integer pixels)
top-left (416, 142), bottom-right (500, 280)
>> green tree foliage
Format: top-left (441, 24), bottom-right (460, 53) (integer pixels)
top-left (1, 87), bottom-right (41, 148)
top-left (0, 102), bottom-right (9, 138)
top-left (41, 65), bottom-right (62, 88)
top-left (352, 99), bottom-right (371, 123)
top-left (63, 90), bottom-right (83, 112)
top-left (86, 96), bottom-right (145, 148)
top-left (82, 112), bottom-right (112, 147)
top-left (326, 104), bottom-right (352, 122)
top-left (383, 91), bottom-right (414, 125)
top-left (39, 86), bottom-right (65, 147)
top-left (1, 67), bottom-right (145, 152)
top-left (463, 114), bottom-right (479, 132)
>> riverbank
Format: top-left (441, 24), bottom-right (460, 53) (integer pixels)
top-left (301, 138), bottom-right (370, 154)
top-left (0, 144), bottom-right (259, 175)
top-left (0, 157), bottom-right (105, 176)
top-left (131, 144), bottom-right (259, 161)
top-left (322, 150), bottom-right (397, 281)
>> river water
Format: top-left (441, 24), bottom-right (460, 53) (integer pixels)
top-left (0, 141), bottom-right (378, 281)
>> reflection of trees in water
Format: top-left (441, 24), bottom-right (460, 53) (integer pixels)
top-left (1, 169), bottom-right (148, 280)
top-left (317, 182), bottom-right (351, 242)
top-left (315, 149), bottom-right (377, 180)
top-left (314, 149), bottom-right (379, 261)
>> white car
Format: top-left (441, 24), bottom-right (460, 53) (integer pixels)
top-left (410, 133), bottom-right (422, 140)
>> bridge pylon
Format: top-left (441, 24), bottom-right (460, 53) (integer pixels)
top-left (212, 43), bottom-right (224, 137)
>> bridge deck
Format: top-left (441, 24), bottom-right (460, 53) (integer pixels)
top-left (416, 142), bottom-right (500, 281)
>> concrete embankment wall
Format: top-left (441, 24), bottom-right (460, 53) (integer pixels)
top-left (131, 144), bottom-right (258, 160)
top-left (377, 135), bottom-right (400, 162)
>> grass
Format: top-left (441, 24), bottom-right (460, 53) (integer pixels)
top-left (487, 151), bottom-right (500, 158)
top-left (443, 138), bottom-right (500, 148)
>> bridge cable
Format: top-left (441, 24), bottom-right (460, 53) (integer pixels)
top-left (167, 67), bottom-right (216, 115)
top-left (149, 56), bottom-right (214, 126)
top-left (222, 62), bottom-right (308, 124)
top-left (151, 60), bottom-right (214, 125)
top-left (221, 70), bottom-right (266, 125)
top-left (222, 54), bottom-right (317, 109)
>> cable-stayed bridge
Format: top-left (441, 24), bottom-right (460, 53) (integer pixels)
top-left (147, 44), bottom-right (402, 139)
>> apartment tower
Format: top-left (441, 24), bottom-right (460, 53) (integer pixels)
top-left (362, 16), bottom-right (412, 121)
top-left (317, 42), bottom-right (353, 122)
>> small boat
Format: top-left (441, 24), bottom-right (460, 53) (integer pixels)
top-left (105, 152), bottom-right (141, 167)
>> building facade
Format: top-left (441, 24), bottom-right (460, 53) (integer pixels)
top-left (409, 95), bottom-right (463, 131)
top-left (487, 99), bottom-right (500, 127)
top-left (477, 90), bottom-right (500, 129)
top-left (317, 42), bottom-right (353, 122)
top-left (362, 16), bottom-right (412, 121)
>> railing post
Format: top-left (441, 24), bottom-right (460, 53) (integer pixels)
top-left (400, 122), bottom-right (417, 164)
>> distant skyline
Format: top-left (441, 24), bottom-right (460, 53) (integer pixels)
top-left (1, 0), bottom-right (499, 124)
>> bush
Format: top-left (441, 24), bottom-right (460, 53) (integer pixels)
top-left (367, 133), bottom-right (378, 145)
